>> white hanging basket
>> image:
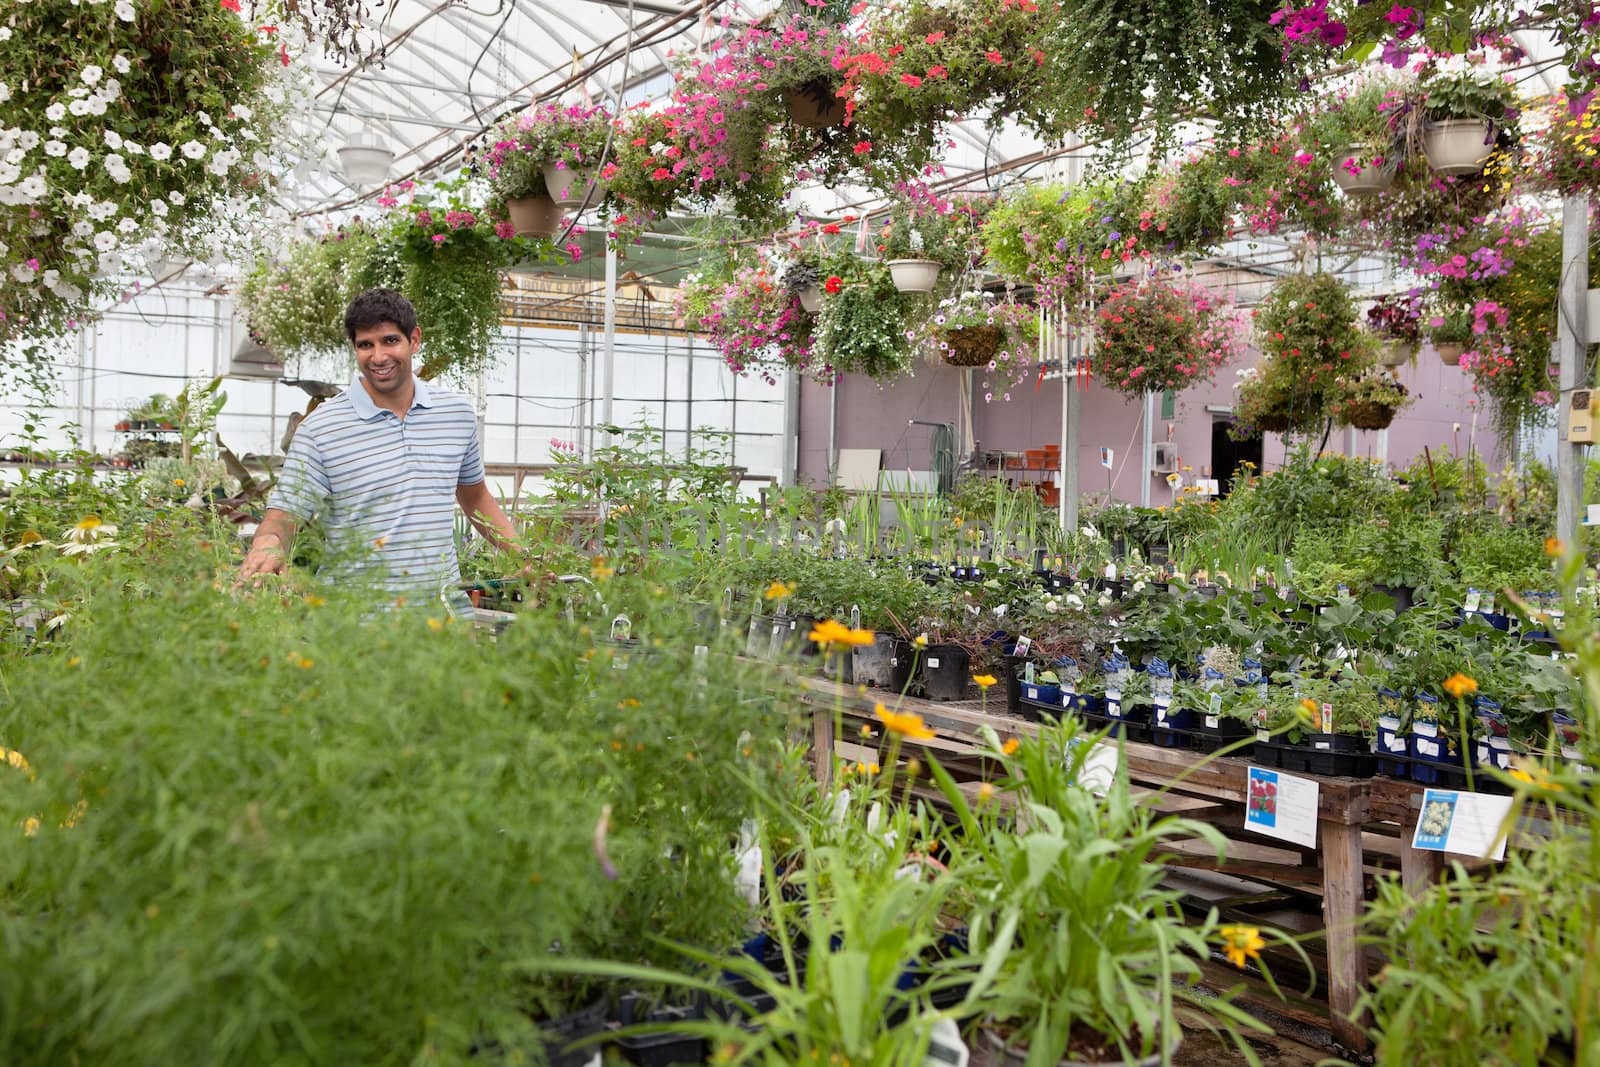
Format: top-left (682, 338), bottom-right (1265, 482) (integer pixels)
top-left (542, 162), bottom-right (599, 209)
top-left (1435, 341), bottom-right (1467, 366)
top-left (1378, 338), bottom-right (1415, 366)
top-left (887, 258), bottom-right (943, 293)
top-left (505, 193), bottom-right (563, 239)
top-left (797, 285), bottom-right (822, 313)
top-left (1331, 150), bottom-right (1397, 196)
top-left (1421, 119), bottom-right (1496, 177)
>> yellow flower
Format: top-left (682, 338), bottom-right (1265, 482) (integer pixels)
top-left (618, 697), bottom-right (641, 709)
top-left (977, 782), bottom-right (996, 803)
top-left (1219, 925), bottom-right (1265, 969)
top-left (591, 556), bottom-right (615, 580)
top-left (1297, 698), bottom-right (1319, 721)
top-left (763, 580), bottom-right (793, 600)
top-left (808, 619), bottom-right (875, 650)
top-left (854, 760), bottom-right (880, 776)
top-left (912, 634), bottom-right (928, 648)
top-left (306, 595), bottom-right (325, 607)
top-left (73, 516), bottom-right (103, 533)
top-left (973, 674), bottom-right (997, 689)
top-left (427, 617), bottom-right (445, 631)
top-left (286, 652), bottom-right (313, 670)
top-left (173, 478), bottom-right (185, 487)
top-left (875, 702), bottom-right (935, 741)
top-left (21, 816), bottom-right (40, 837)
top-left (1001, 737), bottom-right (1020, 755)
top-left (66, 656), bottom-right (80, 668)
top-left (1507, 760), bottom-right (1564, 792)
top-left (1, 747), bottom-right (34, 779)
top-left (1545, 537), bottom-right (1566, 557)
top-left (1443, 673), bottom-right (1478, 700)
top-left (373, 536), bottom-right (389, 549)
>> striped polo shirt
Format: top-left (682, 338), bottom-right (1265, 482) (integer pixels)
top-left (269, 373), bottom-right (485, 601)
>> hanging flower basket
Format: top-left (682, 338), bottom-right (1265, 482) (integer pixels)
top-left (784, 79), bottom-right (847, 128)
top-left (1378, 338), bottom-right (1416, 366)
top-left (1342, 400), bottom-right (1398, 431)
top-left (797, 285), bottom-right (822, 314)
top-left (887, 258), bottom-right (944, 293)
top-left (1331, 150), bottom-right (1398, 196)
top-left (940, 326), bottom-right (1002, 367)
top-left (505, 194), bottom-right (563, 239)
top-left (1435, 341), bottom-right (1467, 365)
top-left (1421, 119), bottom-right (1496, 176)
top-left (1248, 411), bottom-right (1292, 434)
top-left (542, 163), bottom-right (599, 209)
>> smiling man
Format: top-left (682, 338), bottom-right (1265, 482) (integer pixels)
top-left (239, 288), bottom-right (520, 606)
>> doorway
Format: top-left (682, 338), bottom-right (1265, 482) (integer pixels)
top-left (1211, 419), bottom-right (1262, 496)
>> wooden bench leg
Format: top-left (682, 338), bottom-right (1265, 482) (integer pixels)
top-left (813, 709), bottom-right (835, 793)
top-left (1401, 810), bottom-right (1445, 896)
top-left (1320, 819), bottom-right (1371, 1051)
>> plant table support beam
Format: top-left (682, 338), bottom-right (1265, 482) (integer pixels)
top-left (1556, 194), bottom-right (1588, 546)
top-left (1319, 818), bottom-right (1369, 1050)
top-left (1400, 803), bottom-right (1444, 895)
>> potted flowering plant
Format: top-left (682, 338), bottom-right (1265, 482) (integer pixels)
top-left (692, 258), bottom-right (821, 384)
top-left (1253, 271), bottom-right (1366, 411)
top-left (813, 259), bottom-right (914, 382)
top-left (1526, 94), bottom-right (1600, 196)
top-left (481, 117), bottom-right (561, 239)
top-left (1333, 366), bottom-right (1412, 431)
top-left (1230, 361), bottom-right (1315, 438)
top-left (1366, 292), bottom-right (1423, 365)
top-left (877, 191), bottom-right (978, 293)
top-left (1092, 276), bottom-right (1244, 398)
top-left (914, 290), bottom-right (1038, 382)
top-left (0, 0), bottom-right (291, 350)
top-left (1425, 303), bottom-right (1475, 365)
top-left (1414, 71), bottom-right (1522, 177)
top-left (1308, 76), bottom-right (1407, 197)
top-left (510, 102), bottom-right (613, 208)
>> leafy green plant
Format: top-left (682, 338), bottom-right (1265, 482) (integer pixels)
top-left (813, 261), bottom-right (914, 382)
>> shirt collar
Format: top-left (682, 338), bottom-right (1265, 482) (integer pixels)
top-left (346, 372), bottom-right (432, 420)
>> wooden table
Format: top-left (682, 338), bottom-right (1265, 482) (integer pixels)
top-left (798, 677), bottom-right (1457, 1052)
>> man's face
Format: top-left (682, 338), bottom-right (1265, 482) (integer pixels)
top-left (352, 321), bottom-right (420, 395)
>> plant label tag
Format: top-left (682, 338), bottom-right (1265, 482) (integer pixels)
top-left (1411, 789), bottom-right (1513, 860)
top-left (1414, 737), bottom-right (1441, 758)
top-left (1244, 766), bottom-right (1318, 848)
top-left (1464, 590), bottom-right (1482, 613)
top-left (1106, 699), bottom-right (1121, 717)
top-left (1256, 729), bottom-right (1272, 742)
top-left (927, 657), bottom-right (940, 669)
top-left (1205, 715), bottom-right (1220, 729)
top-left (1320, 702), bottom-right (1333, 733)
top-left (1014, 635), bottom-right (1032, 656)
top-left (1024, 661), bottom-right (1036, 683)
top-left (1069, 738), bottom-right (1121, 797)
top-left (1209, 692), bottom-right (1222, 714)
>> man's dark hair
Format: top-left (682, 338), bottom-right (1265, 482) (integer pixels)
top-left (344, 288), bottom-right (418, 342)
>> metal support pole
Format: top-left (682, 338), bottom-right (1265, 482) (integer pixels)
top-left (1140, 391), bottom-right (1155, 508)
top-left (601, 242), bottom-right (618, 442)
top-left (1062, 324), bottom-right (1080, 534)
top-left (782, 368), bottom-right (800, 488)
top-left (1556, 195), bottom-right (1588, 546)
top-left (828, 375), bottom-right (839, 485)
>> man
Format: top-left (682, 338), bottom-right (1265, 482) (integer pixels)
top-left (239, 288), bottom-right (520, 606)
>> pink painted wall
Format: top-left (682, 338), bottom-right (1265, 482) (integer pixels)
top-left (798, 342), bottom-right (1502, 500)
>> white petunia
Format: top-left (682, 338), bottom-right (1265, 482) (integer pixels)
top-left (179, 140), bottom-right (205, 159)
top-left (104, 129), bottom-right (122, 150)
top-left (44, 140), bottom-right (67, 157)
top-left (167, 190), bottom-right (184, 205)
top-left (197, 111), bottom-right (213, 126)
top-left (148, 141), bottom-right (172, 160)
top-left (114, 0), bottom-right (135, 20)
top-left (10, 264), bottom-right (36, 282)
top-left (45, 103), bottom-right (67, 122)
top-left (66, 146), bottom-right (90, 170)
top-left (0, 163), bottom-right (17, 184)
top-left (122, 140), bottom-right (142, 155)
top-left (80, 65), bottom-right (103, 86)
top-left (0, 82), bottom-right (8, 103)
top-left (231, 104), bottom-right (252, 120)
top-left (0, 28), bottom-right (11, 43)
top-left (93, 231), bottom-right (116, 251)
top-left (67, 99), bottom-right (89, 116)
top-left (85, 97), bottom-right (107, 116)
top-left (116, 217), bottom-right (137, 234)
top-left (149, 199), bottom-right (167, 217)
top-left (72, 220), bottom-right (93, 238)
top-left (18, 131), bottom-right (38, 151)
top-left (112, 54), bottom-right (131, 74)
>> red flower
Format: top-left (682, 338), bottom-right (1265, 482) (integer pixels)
top-left (853, 140), bottom-right (872, 154)
top-left (927, 65), bottom-right (947, 79)
top-left (900, 73), bottom-right (923, 87)
top-left (985, 51), bottom-right (1004, 64)
top-left (219, 0), bottom-right (241, 9)
top-left (651, 167), bottom-right (671, 180)
top-left (925, 31), bottom-right (945, 43)
top-left (824, 276), bottom-right (843, 294)
top-left (822, 223), bottom-right (841, 234)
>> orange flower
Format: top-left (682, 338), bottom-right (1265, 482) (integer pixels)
top-left (973, 673), bottom-right (997, 689)
top-left (809, 619), bottom-right (875, 650)
top-left (1545, 537), bottom-right (1566, 557)
top-left (874, 702), bottom-right (935, 741)
top-left (1001, 737), bottom-right (1020, 755)
top-left (1443, 673), bottom-right (1478, 700)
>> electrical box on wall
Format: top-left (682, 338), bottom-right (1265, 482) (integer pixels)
top-left (1151, 441), bottom-right (1178, 474)
top-left (1568, 389), bottom-right (1596, 444)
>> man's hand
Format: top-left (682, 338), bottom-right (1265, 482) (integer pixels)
top-left (238, 508), bottom-right (300, 586)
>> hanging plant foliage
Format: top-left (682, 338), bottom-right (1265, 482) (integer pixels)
top-left (1092, 276), bottom-right (1244, 398)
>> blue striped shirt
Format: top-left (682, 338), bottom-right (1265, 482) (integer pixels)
top-left (269, 374), bottom-right (485, 601)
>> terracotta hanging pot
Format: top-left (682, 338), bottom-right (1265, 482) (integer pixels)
top-left (1331, 149), bottom-right (1398, 196)
top-left (1435, 341), bottom-right (1467, 366)
top-left (541, 162), bottom-right (599, 209)
top-left (505, 194), bottom-right (562, 239)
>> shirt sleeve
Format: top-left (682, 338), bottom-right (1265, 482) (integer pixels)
top-left (458, 421), bottom-right (486, 486)
top-left (268, 425), bottom-right (332, 521)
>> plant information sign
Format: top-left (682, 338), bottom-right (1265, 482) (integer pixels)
top-left (1410, 788), bottom-right (1514, 861)
top-left (1244, 766), bottom-right (1319, 848)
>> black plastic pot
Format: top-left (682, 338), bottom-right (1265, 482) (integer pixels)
top-left (612, 995), bottom-right (706, 1067)
top-left (1192, 715), bottom-right (1254, 754)
top-left (1255, 734), bottom-right (1376, 777)
top-left (538, 999), bottom-right (611, 1067)
top-left (921, 643), bottom-right (970, 702)
top-left (888, 638), bottom-right (920, 697)
top-left (1003, 653), bottom-right (1025, 712)
top-left (1372, 583), bottom-right (1416, 613)
top-left (853, 632), bottom-right (899, 688)
top-left (745, 615), bottom-right (773, 659)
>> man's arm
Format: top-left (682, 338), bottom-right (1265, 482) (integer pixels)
top-left (241, 508), bottom-right (300, 579)
top-left (455, 481), bottom-right (520, 552)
